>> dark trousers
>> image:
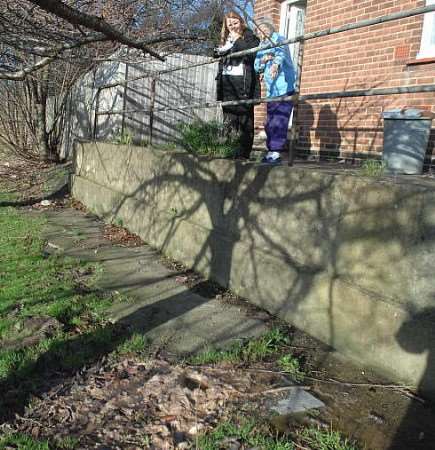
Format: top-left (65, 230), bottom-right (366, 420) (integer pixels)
top-left (266, 100), bottom-right (294, 152)
top-left (223, 106), bottom-right (255, 158)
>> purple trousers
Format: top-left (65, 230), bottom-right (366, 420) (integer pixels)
top-left (265, 100), bottom-right (294, 152)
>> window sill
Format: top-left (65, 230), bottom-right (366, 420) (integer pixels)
top-left (407, 57), bottom-right (435, 66)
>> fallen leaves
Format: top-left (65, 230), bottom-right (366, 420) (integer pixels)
top-left (4, 357), bottom-right (273, 449)
top-left (103, 224), bottom-right (144, 247)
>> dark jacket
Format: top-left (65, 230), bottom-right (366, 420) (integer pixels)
top-left (215, 29), bottom-right (260, 113)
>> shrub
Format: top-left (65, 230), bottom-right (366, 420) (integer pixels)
top-left (178, 120), bottom-right (240, 158)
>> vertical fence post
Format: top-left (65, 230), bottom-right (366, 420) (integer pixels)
top-left (121, 59), bottom-right (129, 137)
top-left (288, 40), bottom-right (305, 166)
top-left (149, 77), bottom-right (156, 146)
top-left (93, 87), bottom-right (100, 140)
top-left (91, 68), bottom-right (99, 140)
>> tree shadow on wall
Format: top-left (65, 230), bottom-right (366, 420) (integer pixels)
top-left (76, 140), bottom-right (435, 354)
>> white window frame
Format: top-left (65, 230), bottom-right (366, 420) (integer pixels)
top-left (417, 0), bottom-right (435, 59)
top-left (279, 0), bottom-right (306, 71)
top-left (279, 0), bottom-right (306, 49)
top-left (279, 0), bottom-right (306, 129)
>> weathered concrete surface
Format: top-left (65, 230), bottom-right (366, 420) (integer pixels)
top-left (42, 208), bottom-right (269, 354)
top-left (72, 142), bottom-right (435, 397)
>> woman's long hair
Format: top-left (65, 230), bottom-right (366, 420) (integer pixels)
top-left (220, 11), bottom-right (247, 44)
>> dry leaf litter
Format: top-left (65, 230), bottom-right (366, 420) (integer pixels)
top-left (2, 357), bottom-right (280, 449)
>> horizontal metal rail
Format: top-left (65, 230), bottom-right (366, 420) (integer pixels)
top-left (97, 3), bottom-right (435, 91)
top-left (96, 84), bottom-right (435, 116)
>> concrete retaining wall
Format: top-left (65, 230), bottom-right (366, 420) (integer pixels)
top-left (72, 142), bottom-right (435, 397)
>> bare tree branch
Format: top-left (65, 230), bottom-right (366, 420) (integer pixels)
top-left (27, 0), bottom-right (165, 60)
top-left (0, 57), bottom-right (54, 81)
top-left (0, 35), bottom-right (110, 80)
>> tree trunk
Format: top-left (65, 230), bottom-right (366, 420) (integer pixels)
top-left (32, 69), bottom-right (55, 162)
top-left (35, 100), bottom-right (51, 161)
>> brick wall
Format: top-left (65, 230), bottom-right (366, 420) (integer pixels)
top-left (299, 0), bottom-right (435, 162)
top-left (255, 0), bottom-right (435, 163)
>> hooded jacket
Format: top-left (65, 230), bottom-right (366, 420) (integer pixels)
top-left (254, 32), bottom-right (295, 98)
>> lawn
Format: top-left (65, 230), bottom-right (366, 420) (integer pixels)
top-left (0, 206), bottom-right (142, 421)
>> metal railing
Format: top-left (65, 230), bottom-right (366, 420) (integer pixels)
top-left (90, 3), bottom-right (435, 166)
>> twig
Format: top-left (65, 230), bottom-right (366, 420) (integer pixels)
top-left (15, 416), bottom-right (44, 427)
top-left (396, 388), bottom-right (426, 404)
top-left (282, 344), bottom-right (318, 351)
top-left (186, 364), bottom-right (423, 402)
top-left (314, 377), bottom-right (416, 390)
top-left (243, 385), bottom-right (311, 397)
top-left (241, 367), bottom-right (290, 377)
top-left (239, 367), bottom-right (421, 397)
top-left (242, 367), bottom-right (416, 390)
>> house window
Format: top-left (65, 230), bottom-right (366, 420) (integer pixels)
top-left (418, 0), bottom-right (435, 59)
top-left (279, 0), bottom-right (306, 78)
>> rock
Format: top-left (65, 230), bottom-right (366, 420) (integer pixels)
top-left (220, 437), bottom-right (241, 449)
top-left (42, 241), bottom-right (64, 257)
top-left (368, 411), bottom-right (386, 425)
top-left (188, 423), bottom-right (205, 435)
top-left (269, 387), bottom-right (325, 415)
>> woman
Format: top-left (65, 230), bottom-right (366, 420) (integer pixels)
top-left (215, 12), bottom-right (260, 160)
top-left (254, 17), bottom-right (295, 165)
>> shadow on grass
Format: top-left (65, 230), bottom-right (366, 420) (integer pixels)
top-left (0, 281), bottom-right (214, 422)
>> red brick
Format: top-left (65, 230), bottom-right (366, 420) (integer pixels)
top-left (255, 0), bottom-right (434, 158)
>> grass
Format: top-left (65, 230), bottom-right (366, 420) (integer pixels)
top-left (112, 129), bottom-right (133, 145)
top-left (178, 120), bottom-right (240, 158)
top-left (0, 180), bottom-right (18, 203)
top-left (278, 354), bottom-right (305, 382)
top-left (187, 328), bottom-right (293, 366)
top-left (0, 433), bottom-right (78, 450)
top-left (115, 332), bottom-right (152, 356)
top-left (0, 206), bottom-right (149, 420)
top-left (197, 419), bottom-right (358, 450)
top-left (0, 433), bottom-right (50, 450)
top-left (196, 418), bottom-right (294, 450)
top-left (360, 159), bottom-right (386, 177)
top-left (297, 426), bottom-right (359, 450)
top-left (0, 208), bottom-right (111, 340)
top-left (188, 328), bottom-right (307, 381)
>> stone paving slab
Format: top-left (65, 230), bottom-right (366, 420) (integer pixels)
top-left (42, 208), bottom-right (269, 355)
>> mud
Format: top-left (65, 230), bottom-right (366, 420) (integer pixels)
top-left (285, 329), bottom-right (435, 450)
